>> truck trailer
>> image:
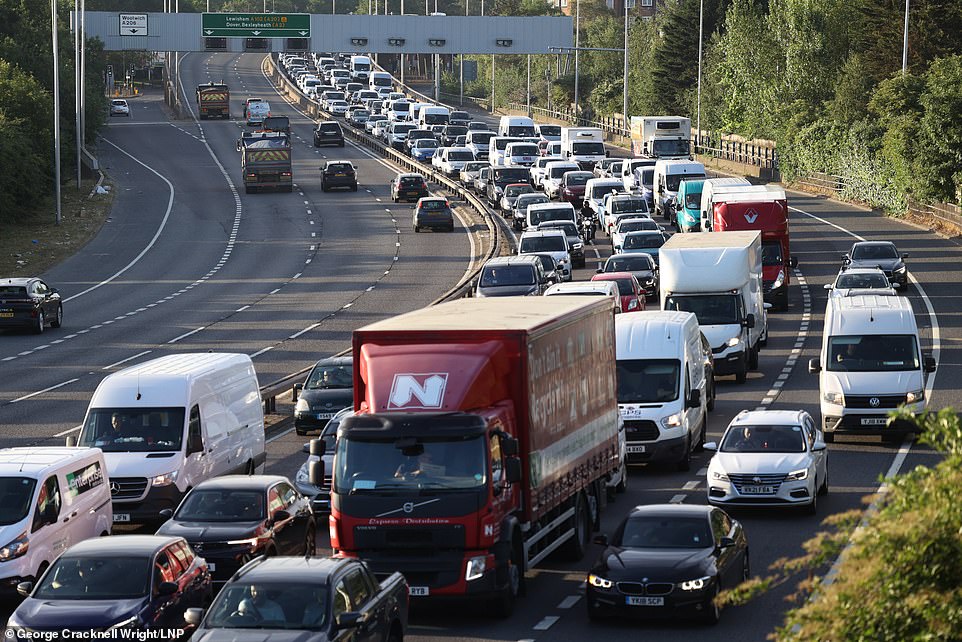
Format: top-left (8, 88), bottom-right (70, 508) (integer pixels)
top-left (318, 297), bottom-right (622, 616)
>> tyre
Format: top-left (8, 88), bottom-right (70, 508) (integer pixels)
top-left (735, 369), bottom-right (747, 384)
top-left (386, 626), bottom-right (403, 642)
top-left (676, 435), bottom-right (692, 472)
top-left (304, 524), bottom-right (317, 556)
top-left (313, 140), bottom-right (319, 147)
top-left (321, 185), bottom-right (328, 192)
top-left (778, 291), bottom-right (789, 312)
top-left (562, 494), bottom-right (590, 561)
top-left (493, 540), bottom-right (522, 618)
top-left (707, 378), bottom-right (716, 411)
top-left (748, 344), bottom-right (759, 370)
top-left (413, 225), bottom-right (420, 233)
top-left (817, 472), bottom-right (829, 496)
top-left (695, 414), bottom-right (708, 452)
top-left (34, 310), bottom-right (45, 334)
top-left (741, 551), bottom-right (751, 581)
top-left (805, 490), bottom-right (818, 515)
top-left (245, 185), bottom-right (253, 194)
top-left (51, 305), bottom-right (62, 329)
top-left (616, 461), bottom-right (628, 493)
top-left (702, 583), bottom-right (721, 625)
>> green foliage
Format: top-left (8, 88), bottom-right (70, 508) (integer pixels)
top-left (0, 115), bottom-right (50, 224)
top-left (917, 55), bottom-right (962, 203)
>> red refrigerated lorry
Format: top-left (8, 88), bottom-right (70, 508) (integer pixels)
top-left (313, 297), bottom-right (621, 616)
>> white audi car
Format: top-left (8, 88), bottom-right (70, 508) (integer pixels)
top-left (705, 409), bottom-right (829, 514)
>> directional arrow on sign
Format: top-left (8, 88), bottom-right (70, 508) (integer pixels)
top-left (299, 30), bottom-right (308, 35)
top-left (128, 28), bottom-right (139, 33)
top-left (205, 29), bottom-right (213, 35)
top-left (252, 30), bottom-right (260, 35)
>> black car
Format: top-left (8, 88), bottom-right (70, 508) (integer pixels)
top-left (9, 535), bottom-right (211, 633)
top-left (599, 253), bottom-right (659, 298)
top-left (391, 172), bottom-right (429, 203)
top-left (313, 120), bottom-right (344, 147)
top-left (586, 504), bottom-right (749, 625)
top-left (0, 277), bottom-right (63, 334)
top-left (321, 161), bottom-right (358, 192)
top-left (466, 120), bottom-right (488, 131)
top-left (292, 356), bottom-right (354, 435)
top-left (842, 241), bottom-right (909, 290)
top-left (156, 476), bottom-right (316, 583)
top-left (474, 255), bottom-right (551, 298)
top-left (413, 197), bottom-right (455, 232)
top-left (441, 124), bottom-right (468, 146)
top-left (449, 110), bottom-right (471, 126)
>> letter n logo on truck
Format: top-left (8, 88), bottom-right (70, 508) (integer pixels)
top-left (388, 373), bottom-right (448, 409)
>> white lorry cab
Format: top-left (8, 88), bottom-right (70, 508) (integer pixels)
top-left (418, 105), bottom-right (450, 127)
top-left (615, 311), bottom-right (707, 470)
top-left (349, 55), bottom-right (372, 83)
top-left (660, 231), bottom-right (768, 384)
top-left (698, 177), bottom-right (753, 231)
top-left (0, 447), bottom-right (112, 588)
top-left (369, 71), bottom-right (393, 91)
top-left (653, 159), bottom-right (706, 219)
top-left (498, 115), bottom-right (536, 137)
top-left (809, 295), bottom-right (935, 442)
top-left (71, 353), bottom-right (266, 526)
top-left (561, 127), bottom-right (607, 170)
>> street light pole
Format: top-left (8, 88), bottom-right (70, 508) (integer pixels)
top-left (622, 0), bottom-right (629, 135)
top-left (696, 0), bottom-right (704, 149)
top-left (51, 0), bottom-right (62, 224)
top-left (74, 0), bottom-right (81, 187)
top-left (574, 0), bottom-right (580, 116)
top-left (902, 0), bottom-right (909, 74)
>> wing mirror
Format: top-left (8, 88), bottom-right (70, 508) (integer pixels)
top-left (902, 253), bottom-right (910, 259)
top-left (159, 508), bottom-right (174, 519)
top-left (292, 382), bottom-right (303, 401)
top-left (717, 536), bottom-right (736, 552)
top-left (703, 441), bottom-right (717, 451)
top-left (184, 608), bottom-right (205, 627)
top-left (16, 581), bottom-right (33, 597)
top-left (335, 612), bottom-right (366, 631)
top-left (687, 389), bottom-right (701, 409)
top-left (270, 509), bottom-right (291, 525)
top-left (593, 534), bottom-right (608, 546)
top-left (504, 457), bottom-right (522, 484)
top-left (823, 283), bottom-right (833, 290)
top-left (310, 438), bottom-right (326, 458)
top-left (308, 459), bottom-right (326, 487)
top-left (841, 254), bottom-right (850, 263)
top-left (742, 313), bottom-right (755, 329)
top-left (808, 358), bottom-right (821, 374)
top-left (65, 436), bottom-right (77, 447)
top-left (924, 354), bottom-right (936, 373)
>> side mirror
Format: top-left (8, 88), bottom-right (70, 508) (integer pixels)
top-left (292, 382), bottom-right (303, 402)
top-left (184, 608), bottom-right (205, 627)
top-left (235, 140), bottom-right (242, 152)
top-left (335, 611), bottom-right (365, 630)
top-left (902, 253), bottom-right (910, 259)
top-left (309, 438), bottom-right (326, 458)
top-left (841, 254), bottom-right (850, 263)
top-left (824, 283), bottom-right (833, 290)
top-left (159, 508), bottom-right (173, 519)
top-left (605, 150), bottom-right (610, 157)
top-left (596, 268), bottom-right (604, 273)
top-left (812, 442), bottom-right (827, 452)
top-left (271, 509), bottom-right (291, 525)
top-left (717, 536), bottom-right (735, 550)
top-left (65, 436), bottom-right (77, 447)
top-left (742, 313), bottom-right (755, 329)
top-left (500, 437), bottom-right (519, 457)
top-left (158, 581), bottom-right (179, 596)
top-left (687, 389), bottom-right (701, 409)
top-left (808, 358), bottom-right (821, 374)
top-left (504, 457), bottom-right (522, 484)
top-left (308, 460), bottom-right (326, 487)
top-left (790, 256), bottom-right (799, 268)
top-left (593, 534), bottom-right (608, 546)
top-left (703, 441), bottom-right (717, 451)
top-left (924, 355), bottom-right (936, 373)
top-left (763, 303), bottom-right (773, 310)
top-left (16, 581), bottom-right (33, 597)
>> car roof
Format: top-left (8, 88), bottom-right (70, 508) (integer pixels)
top-left (193, 474), bottom-right (292, 491)
top-left (234, 556), bottom-right (352, 583)
top-left (528, 202), bottom-right (575, 211)
top-left (397, 172), bottom-right (424, 179)
top-left (616, 217), bottom-right (654, 226)
top-left (852, 241), bottom-right (897, 248)
top-left (64, 535), bottom-right (183, 557)
top-left (606, 252), bottom-right (654, 263)
top-left (624, 230), bottom-right (663, 237)
top-left (417, 197), bottom-right (448, 204)
top-left (1, 277), bottom-right (37, 286)
top-left (626, 504), bottom-right (713, 519)
top-left (325, 160), bottom-right (354, 166)
top-left (837, 267), bottom-right (888, 276)
top-left (730, 409), bottom-right (808, 427)
top-left (483, 255), bottom-right (540, 267)
top-left (521, 229), bottom-right (566, 239)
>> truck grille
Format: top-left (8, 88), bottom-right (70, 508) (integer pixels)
top-left (845, 394), bottom-right (905, 408)
top-left (354, 524), bottom-right (465, 550)
top-left (110, 477), bottom-right (148, 501)
top-left (617, 581), bottom-right (674, 596)
top-left (623, 420), bottom-right (659, 441)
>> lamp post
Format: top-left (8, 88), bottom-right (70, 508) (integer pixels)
top-left (574, 0), bottom-right (580, 117)
top-left (623, 0), bottom-right (629, 135)
top-left (74, 0), bottom-right (81, 187)
top-left (696, 0), bottom-right (704, 150)
top-left (51, 0), bottom-right (61, 224)
top-left (902, 0), bottom-right (909, 73)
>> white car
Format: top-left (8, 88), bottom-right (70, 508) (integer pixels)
top-left (294, 406), bottom-right (352, 514)
top-left (611, 217), bottom-right (663, 253)
top-left (518, 229), bottom-right (572, 281)
top-left (366, 115), bottom-right (388, 133)
top-left (459, 161), bottom-right (488, 185)
top-left (530, 156), bottom-right (564, 188)
top-left (823, 267), bottom-right (896, 297)
top-left (705, 409), bottom-right (829, 514)
top-left (542, 161), bottom-right (580, 199)
top-left (327, 100), bottom-right (349, 116)
top-left (436, 147), bottom-right (476, 177)
top-left (109, 99), bottom-right (130, 117)
top-left (584, 178), bottom-right (626, 224)
top-left (602, 192), bottom-right (651, 234)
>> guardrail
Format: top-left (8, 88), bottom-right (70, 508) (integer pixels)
top-left (255, 54), bottom-right (511, 415)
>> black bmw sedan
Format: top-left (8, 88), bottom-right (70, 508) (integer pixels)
top-left (586, 504), bottom-right (749, 625)
top-left (156, 476), bottom-right (316, 583)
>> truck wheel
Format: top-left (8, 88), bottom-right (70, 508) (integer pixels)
top-left (735, 369), bottom-right (747, 384)
top-left (493, 541), bottom-right (522, 618)
top-left (748, 345), bottom-right (759, 370)
top-left (562, 494), bottom-right (590, 561)
top-left (676, 435), bottom-right (692, 472)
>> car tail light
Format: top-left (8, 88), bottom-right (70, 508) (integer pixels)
top-left (246, 173), bottom-right (256, 179)
top-left (281, 171), bottom-right (292, 177)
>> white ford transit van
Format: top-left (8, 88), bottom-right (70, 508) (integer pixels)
top-left (0, 447), bottom-right (112, 588)
top-left (614, 311), bottom-right (707, 471)
top-left (72, 353), bottom-right (266, 525)
top-left (809, 295), bottom-right (935, 442)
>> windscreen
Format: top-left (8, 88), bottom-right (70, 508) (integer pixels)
top-left (399, 175), bottom-right (425, 187)
top-left (393, 124), bottom-right (415, 134)
top-left (507, 125), bottom-right (536, 137)
top-left (619, 220), bottom-right (658, 234)
top-left (449, 150), bottom-right (474, 161)
top-left (720, 424), bottom-right (805, 453)
top-left (684, 191), bottom-right (702, 209)
top-left (651, 138), bottom-right (692, 157)
top-left (419, 200), bottom-right (449, 211)
top-left (565, 173), bottom-right (591, 186)
top-left (470, 132), bottom-right (495, 145)
top-left (762, 241), bottom-right (784, 267)
top-left (605, 255), bottom-right (654, 272)
top-left (78, 408), bottom-right (186, 452)
top-left (549, 165), bottom-right (578, 179)
top-left (612, 198), bottom-right (648, 214)
top-left (393, 102), bottom-right (410, 113)
top-left (520, 236), bottom-right (566, 253)
top-left (827, 335), bottom-right (920, 372)
top-left (543, 222), bottom-right (578, 237)
top-left (464, 162), bottom-right (487, 172)
top-left (509, 144), bottom-right (539, 156)
top-left (481, 265), bottom-right (535, 287)
top-left (572, 142), bottom-right (605, 155)
top-left (590, 184), bottom-right (622, 200)
top-left (538, 125), bottom-right (561, 137)
top-left (34, 557), bottom-right (149, 599)
top-left (623, 234), bottom-right (664, 250)
top-left (0, 477), bottom-right (36, 526)
top-left (505, 185), bottom-right (533, 197)
top-left (415, 139), bottom-right (439, 148)
top-left (532, 208), bottom-right (575, 225)
top-left (495, 138), bottom-right (522, 151)
top-left (836, 273), bottom-right (891, 289)
top-left (175, 490), bottom-right (265, 522)
top-left (516, 195), bottom-right (548, 212)
top-left (664, 294), bottom-right (740, 326)
top-left (373, 75), bottom-right (392, 86)
top-left (609, 278), bottom-right (636, 296)
top-left (851, 244), bottom-right (898, 260)
top-left (334, 437), bottom-right (487, 493)
top-left (616, 359), bottom-right (680, 403)
top-left (205, 583), bottom-right (329, 630)
top-left (306, 363), bottom-right (353, 390)
top-left (639, 168), bottom-right (655, 189)
top-left (618, 515), bottom-right (711, 549)
top-left (445, 126), bottom-right (468, 137)
top-left (666, 172), bottom-right (706, 191)
top-left (423, 112), bottom-right (449, 125)
top-left (493, 168), bottom-right (531, 186)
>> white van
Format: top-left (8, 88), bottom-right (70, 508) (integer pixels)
top-left (699, 177), bottom-right (752, 231)
top-left (418, 105), bottom-right (450, 127)
top-left (620, 158), bottom-right (657, 192)
top-left (526, 201), bottom-right (577, 230)
top-left (499, 115), bottom-right (536, 137)
top-left (349, 55), bottom-right (372, 83)
top-left (0, 447), bottom-right (112, 587)
top-left (466, 130), bottom-right (495, 161)
top-left (544, 283), bottom-right (621, 315)
top-left (653, 159), bottom-right (706, 219)
top-left (809, 295), bottom-right (935, 442)
top-left (488, 136), bottom-right (524, 167)
top-left (71, 353), bottom-right (266, 525)
top-left (503, 141), bottom-right (540, 167)
top-left (409, 102), bottom-right (433, 125)
top-left (369, 71), bottom-right (393, 91)
top-left (615, 311), bottom-right (707, 470)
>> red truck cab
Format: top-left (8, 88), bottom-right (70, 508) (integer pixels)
top-left (712, 186), bottom-right (797, 311)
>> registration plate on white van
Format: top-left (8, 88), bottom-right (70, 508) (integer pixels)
top-left (113, 514), bottom-right (131, 523)
top-left (861, 418), bottom-right (888, 426)
top-left (626, 445), bottom-right (647, 454)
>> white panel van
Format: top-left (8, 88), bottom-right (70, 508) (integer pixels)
top-left (71, 353), bottom-right (266, 526)
top-left (0, 447), bottom-right (112, 587)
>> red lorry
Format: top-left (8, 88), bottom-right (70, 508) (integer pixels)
top-left (196, 82), bottom-right (230, 119)
top-left (711, 185), bottom-right (797, 311)
top-left (313, 297), bottom-right (621, 616)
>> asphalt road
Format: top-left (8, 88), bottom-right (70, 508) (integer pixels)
top-left (0, 58), bottom-right (955, 641)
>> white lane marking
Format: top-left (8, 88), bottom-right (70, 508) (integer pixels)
top-left (290, 323), bottom-right (321, 339)
top-left (532, 616), bottom-right (560, 631)
top-left (11, 378), bottom-right (80, 403)
top-left (682, 480), bottom-right (700, 491)
top-left (697, 467), bottom-right (708, 476)
top-left (250, 346), bottom-right (273, 358)
top-left (557, 595), bottom-right (581, 609)
top-left (669, 494), bottom-right (686, 504)
top-left (236, 305), bottom-right (250, 312)
top-left (102, 350), bottom-right (152, 370)
top-left (266, 425), bottom-right (294, 443)
top-left (54, 425), bottom-right (82, 437)
top-left (168, 327), bottom-right (205, 344)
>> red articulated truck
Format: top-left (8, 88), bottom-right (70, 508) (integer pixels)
top-left (711, 185), bottom-right (797, 312)
top-left (313, 297), bottom-right (621, 617)
top-left (195, 82), bottom-right (230, 119)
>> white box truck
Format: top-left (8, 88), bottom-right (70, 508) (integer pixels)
top-left (630, 116), bottom-right (692, 159)
top-left (561, 127), bottom-right (607, 170)
top-left (659, 231), bottom-right (768, 384)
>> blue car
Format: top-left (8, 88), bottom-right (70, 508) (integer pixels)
top-left (7, 535), bottom-right (211, 633)
top-left (410, 139), bottom-right (440, 162)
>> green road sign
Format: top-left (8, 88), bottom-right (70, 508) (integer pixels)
top-left (201, 13), bottom-right (310, 38)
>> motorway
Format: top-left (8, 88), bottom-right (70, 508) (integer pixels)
top-left (0, 53), bottom-right (955, 640)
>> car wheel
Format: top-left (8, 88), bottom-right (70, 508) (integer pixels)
top-left (351, 184), bottom-right (358, 192)
top-left (742, 550), bottom-right (751, 581)
top-left (702, 583), bottom-right (721, 625)
top-left (313, 140), bottom-right (319, 147)
top-left (413, 225), bottom-right (420, 233)
top-left (818, 471), bottom-right (829, 496)
top-left (304, 524), bottom-right (316, 556)
top-left (806, 489), bottom-right (818, 515)
top-left (34, 310), bottom-right (45, 334)
top-left (695, 414), bottom-right (707, 451)
top-left (586, 601), bottom-right (605, 622)
top-left (51, 305), bottom-right (63, 329)
top-left (321, 185), bottom-right (328, 192)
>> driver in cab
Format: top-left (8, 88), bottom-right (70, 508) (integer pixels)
top-left (394, 450), bottom-right (443, 480)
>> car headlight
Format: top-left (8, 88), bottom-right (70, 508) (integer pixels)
top-left (823, 391), bottom-right (845, 406)
top-left (711, 470), bottom-right (729, 482)
top-left (727, 336), bottom-right (742, 348)
top-left (627, 299), bottom-right (639, 311)
top-left (152, 471), bottom-right (178, 487)
top-left (226, 536), bottom-right (260, 547)
top-left (108, 616), bottom-right (140, 630)
top-left (572, 243), bottom-right (583, 250)
top-left (906, 389), bottom-right (924, 404)
top-left (894, 265), bottom-right (906, 274)
top-left (588, 574), bottom-right (613, 589)
top-left (785, 468), bottom-right (809, 481)
top-left (659, 413), bottom-right (682, 429)
top-left (0, 533), bottom-right (29, 561)
top-left (680, 576), bottom-right (711, 591)
top-left (294, 397), bottom-right (311, 413)
top-left (465, 555), bottom-right (487, 581)
top-left (772, 269), bottom-right (785, 289)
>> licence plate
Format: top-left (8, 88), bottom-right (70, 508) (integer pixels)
top-left (316, 412), bottom-right (334, 420)
top-left (861, 418), bottom-right (888, 426)
top-left (335, 173), bottom-right (346, 177)
top-left (0, 312), bottom-right (13, 318)
top-left (207, 563), bottom-right (216, 572)
top-left (626, 445), bottom-right (647, 454)
top-left (113, 514), bottom-right (131, 523)
top-left (741, 485), bottom-right (775, 495)
top-left (626, 596), bottom-right (664, 606)
top-left (409, 586), bottom-right (429, 596)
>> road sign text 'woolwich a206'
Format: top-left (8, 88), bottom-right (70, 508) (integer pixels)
top-left (202, 13), bottom-right (310, 38)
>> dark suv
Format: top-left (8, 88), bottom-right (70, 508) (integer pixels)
top-left (321, 161), bottom-right (358, 192)
top-left (313, 120), bottom-right (344, 147)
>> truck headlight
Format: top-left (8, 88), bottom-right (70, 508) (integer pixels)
top-left (772, 269), bottom-right (785, 289)
top-left (572, 243), bottom-right (583, 251)
top-left (294, 398), bottom-right (311, 413)
top-left (0, 533), bottom-right (29, 562)
top-left (588, 574), bottom-right (613, 589)
top-left (659, 413), bottom-right (682, 429)
top-left (465, 556), bottom-right (487, 581)
top-left (152, 471), bottom-right (179, 487)
top-left (785, 468), bottom-right (808, 481)
top-left (680, 576), bottom-right (710, 591)
top-left (906, 389), bottom-right (924, 404)
top-left (823, 391), bottom-right (845, 406)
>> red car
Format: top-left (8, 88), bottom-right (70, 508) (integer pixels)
top-left (591, 272), bottom-right (645, 312)
top-left (560, 171), bottom-right (593, 208)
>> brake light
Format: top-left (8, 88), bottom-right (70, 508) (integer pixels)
top-left (246, 173), bottom-right (256, 178)
top-left (281, 171), bottom-right (292, 177)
